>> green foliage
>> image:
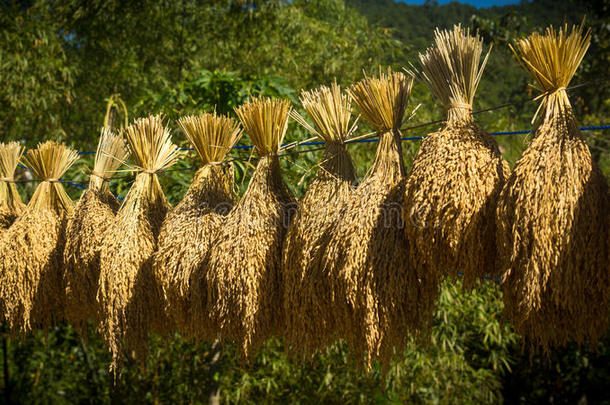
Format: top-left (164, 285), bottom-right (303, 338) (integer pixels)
top-left (144, 69), bottom-right (297, 121)
top-left (0, 4), bottom-right (75, 143)
top-left (0, 281), bottom-right (519, 404)
top-left (0, 0), bottom-right (400, 149)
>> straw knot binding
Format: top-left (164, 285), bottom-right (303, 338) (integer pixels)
top-left (534, 86), bottom-right (567, 102)
top-left (88, 170), bottom-right (112, 181)
top-left (448, 102), bottom-right (472, 110)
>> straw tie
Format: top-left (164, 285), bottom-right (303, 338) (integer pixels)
top-left (534, 86), bottom-right (567, 101)
top-left (448, 102), bottom-right (472, 110)
top-left (86, 167), bottom-right (114, 182)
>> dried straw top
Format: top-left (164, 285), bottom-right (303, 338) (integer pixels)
top-left (290, 83), bottom-right (358, 144)
top-left (348, 68), bottom-right (413, 133)
top-left (0, 142), bottom-right (24, 211)
top-left (235, 97), bottom-right (291, 156)
top-left (510, 23), bottom-right (590, 123)
top-left (0, 142), bottom-right (23, 182)
top-left (125, 115), bottom-right (179, 173)
top-left (22, 141), bottom-right (78, 183)
top-left (21, 141), bottom-right (79, 213)
top-left (177, 113), bottom-right (243, 165)
top-left (89, 128), bottom-right (129, 190)
top-left (416, 24), bottom-right (490, 112)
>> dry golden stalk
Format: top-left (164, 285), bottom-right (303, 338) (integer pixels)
top-left (0, 142), bottom-right (25, 232)
top-left (205, 97), bottom-right (295, 358)
top-left (153, 112), bottom-right (242, 338)
top-left (0, 141), bottom-right (78, 333)
top-left (403, 25), bottom-right (510, 288)
top-left (312, 69), bottom-right (427, 369)
top-left (497, 23), bottom-right (610, 351)
top-left (282, 83), bottom-right (358, 357)
top-left (97, 115), bottom-right (179, 372)
top-left (63, 128), bottom-right (129, 333)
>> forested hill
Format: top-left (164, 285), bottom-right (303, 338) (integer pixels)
top-left (347, 0), bottom-right (595, 48)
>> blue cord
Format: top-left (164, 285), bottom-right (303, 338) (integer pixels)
top-left (225, 124), bottom-right (610, 150)
top-left (17, 123), bottom-right (610, 207)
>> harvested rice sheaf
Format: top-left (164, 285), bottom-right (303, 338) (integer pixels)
top-left (97, 116), bottom-right (179, 371)
top-left (0, 142), bottom-right (25, 233)
top-left (496, 24), bottom-right (610, 350)
top-left (403, 25), bottom-right (510, 288)
top-left (312, 69), bottom-right (428, 369)
top-left (153, 113), bottom-right (242, 338)
top-left (0, 141), bottom-right (78, 334)
top-left (205, 97), bottom-right (295, 358)
top-left (63, 129), bottom-right (129, 332)
top-left (282, 83), bottom-right (358, 357)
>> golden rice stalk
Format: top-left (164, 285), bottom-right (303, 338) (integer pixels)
top-left (282, 83), bottom-right (358, 357)
top-left (0, 142), bottom-right (25, 233)
top-left (497, 23), bottom-right (610, 351)
top-left (63, 128), bottom-right (129, 332)
top-left (205, 97), bottom-right (295, 357)
top-left (311, 69), bottom-right (428, 369)
top-left (153, 112), bottom-right (242, 338)
top-left (0, 141), bottom-right (78, 333)
top-left (403, 25), bottom-right (510, 287)
top-left (97, 115), bottom-right (179, 372)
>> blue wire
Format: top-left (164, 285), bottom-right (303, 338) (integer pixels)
top-left (59, 180), bottom-right (86, 190)
top-left (16, 124), bottom-right (610, 205)
top-left (130, 125), bottom-right (610, 152)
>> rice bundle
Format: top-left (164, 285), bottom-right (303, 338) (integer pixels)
top-left (205, 97), bottom-right (295, 357)
top-left (97, 116), bottom-right (179, 371)
top-left (403, 25), bottom-right (510, 287)
top-left (63, 128), bottom-right (129, 332)
top-left (153, 112), bottom-right (242, 338)
top-left (0, 142), bottom-right (25, 233)
top-left (282, 83), bottom-right (358, 357)
top-left (0, 141), bottom-right (78, 333)
top-left (496, 24), bottom-right (610, 350)
top-left (312, 69), bottom-right (424, 368)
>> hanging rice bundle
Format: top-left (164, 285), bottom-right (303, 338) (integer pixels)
top-left (0, 141), bottom-right (78, 334)
top-left (312, 69), bottom-right (425, 368)
top-left (282, 83), bottom-right (358, 357)
top-left (403, 25), bottom-right (509, 288)
top-left (205, 97), bottom-right (295, 358)
top-left (0, 142), bottom-right (25, 233)
top-left (97, 116), bottom-right (179, 371)
top-left (154, 113), bottom-right (242, 338)
top-left (63, 128), bottom-right (129, 332)
top-left (496, 24), bottom-right (610, 351)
